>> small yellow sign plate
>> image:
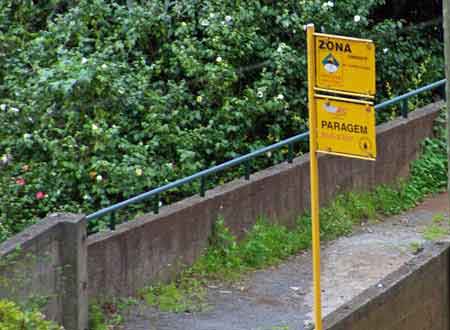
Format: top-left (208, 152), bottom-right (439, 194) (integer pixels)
top-left (316, 96), bottom-right (376, 160)
top-left (315, 33), bottom-right (376, 96)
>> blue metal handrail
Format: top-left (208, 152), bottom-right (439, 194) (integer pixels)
top-left (374, 79), bottom-right (446, 116)
top-left (86, 79), bottom-right (446, 226)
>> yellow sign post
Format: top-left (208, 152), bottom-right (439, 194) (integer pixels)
top-left (315, 33), bottom-right (376, 97)
top-left (306, 24), bottom-right (323, 330)
top-left (306, 24), bottom-right (376, 330)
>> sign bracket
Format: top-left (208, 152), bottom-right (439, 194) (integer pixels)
top-left (314, 87), bottom-right (375, 100)
top-left (314, 93), bottom-right (374, 105)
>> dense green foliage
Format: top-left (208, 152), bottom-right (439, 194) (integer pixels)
top-left (0, 299), bottom-right (63, 330)
top-left (0, 0), bottom-right (444, 238)
top-left (142, 115), bottom-right (448, 312)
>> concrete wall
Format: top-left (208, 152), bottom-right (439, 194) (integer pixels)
top-left (87, 101), bottom-right (444, 298)
top-left (325, 242), bottom-right (450, 330)
top-left (0, 213), bottom-right (88, 330)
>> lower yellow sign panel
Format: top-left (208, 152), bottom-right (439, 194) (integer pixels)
top-left (316, 97), bottom-right (376, 160)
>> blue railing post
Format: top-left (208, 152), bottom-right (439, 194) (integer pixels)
top-left (401, 99), bottom-right (408, 118)
top-left (288, 144), bottom-right (294, 163)
top-left (245, 161), bottom-right (251, 180)
top-left (109, 213), bottom-right (116, 231)
top-left (200, 176), bottom-right (206, 197)
top-left (153, 194), bottom-right (160, 214)
top-left (440, 84), bottom-right (447, 101)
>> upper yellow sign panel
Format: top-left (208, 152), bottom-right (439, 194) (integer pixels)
top-left (315, 33), bottom-right (376, 96)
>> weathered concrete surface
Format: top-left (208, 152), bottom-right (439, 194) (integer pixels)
top-left (0, 213), bottom-right (88, 330)
top-left (325, 243), bottom-right (450, 330)
top-left (87, 101), bottom-right (443, 299)
top-left (122, 193), bottom-right (450, 330)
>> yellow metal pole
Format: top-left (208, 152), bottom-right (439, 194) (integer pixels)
top-left (306, 23), bottom-right (323, 330)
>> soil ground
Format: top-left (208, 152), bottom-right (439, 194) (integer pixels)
top-left (123, 192), bottom-right (449, 330)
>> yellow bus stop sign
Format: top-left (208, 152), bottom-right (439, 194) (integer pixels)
top-left (306, 24), bottom-right (377, 330)
top-left (315, 33), bottom-right (376, 96)
top-left (316, 96), bottom-right (376, 160)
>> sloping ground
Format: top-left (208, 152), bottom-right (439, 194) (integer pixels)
top-left (123, 193), bottom-right (449, 330)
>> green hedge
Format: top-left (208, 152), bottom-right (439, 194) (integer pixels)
top-left (0, 299), bottom-right (63, 330)
top-left (0, 0), bottom-right (444, 238)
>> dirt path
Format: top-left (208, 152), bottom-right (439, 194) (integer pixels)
top-left (123, 193), bottom-right (449, 330)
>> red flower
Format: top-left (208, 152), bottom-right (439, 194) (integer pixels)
top-left (15, 178), bottom-right (26, 186)
top-left (36, 191), bottom-right (46, 200)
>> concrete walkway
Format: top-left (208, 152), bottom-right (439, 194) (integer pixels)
top-left (122, 193), bottom-right (449, 330)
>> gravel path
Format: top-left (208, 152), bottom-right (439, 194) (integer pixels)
top-left (122, 193), bottom-right (449, 330)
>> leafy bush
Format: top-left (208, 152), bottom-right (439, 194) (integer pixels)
top-left (0, 0), bottom-right (444, 238)
top-left (0, 299), bottom-right (63, 330)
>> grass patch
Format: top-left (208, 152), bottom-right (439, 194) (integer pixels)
top-left (141, 279), bottom-right (208, 313)
top-left (409, 241), bottom-right (424, 254)
top-left (89, 298), bottom-right (138, 330)
top-left (423, 224), bottom-right (449, 241)
top-left (140, 115), bottom-right (448, 313)
top-left (432, 213), bottom-right (446, 224)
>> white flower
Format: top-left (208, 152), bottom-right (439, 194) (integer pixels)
top-left (225, 15), bottom-right (233, 23)
top-left (216, 56), bottom-right (223, 63)
top-left (158, 201), bottom-right (163, 207)
top-left (277, 43), bottom-right (286, 53)
top-left (101, 63), bottom-right (108, 69)
top-left (135, 168), bottom-right (143, 176)
top-left (1, 154), bottom-right (11, 165)
top-left (200, 19), bottom-right (210, 27)
top-left (322, 1), bottom-right (334, 9)
top-left (0, 104), bottom-right (6, 111)
top-left (10, 107), bottom-right (19, 113)
top-left (81, 57), bottom-right (88, 64)
top-left (96, 175), bottom-right (103, 182)
top-left (257, 90), bottom-right (264, 98)
top-left (92, 124), bottom-right (99, 131)
top-left (354, 15), bottom-right (361, 23)
top-left (276, 94), bottom-right (285, 101)
top-left (383, 48), bottom-right (389, 54)
top-left (23, 133), bottom-right (32, 139)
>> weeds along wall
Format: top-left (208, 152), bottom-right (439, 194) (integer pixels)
top-left (87, 101), bottom-right (443, 298)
